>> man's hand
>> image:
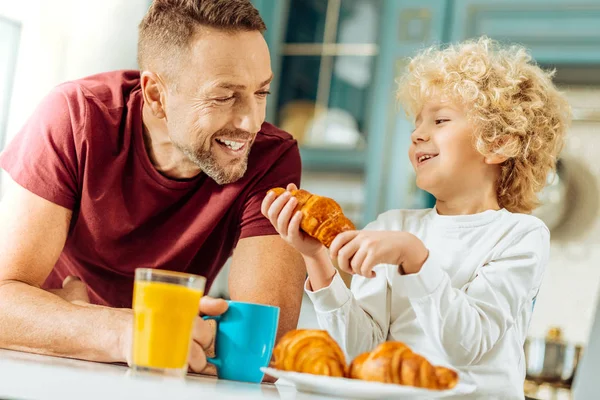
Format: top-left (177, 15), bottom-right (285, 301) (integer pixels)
top-left (47, 276), bottom-right (90, 305)
top-left (116, 296), bottom-right (228, 371)
top-left (189, 297), bottom-right (228, 373)
top-left (51, 277), bottom-right (228, 374)
top-left (51, 276), bottom-right (227, 373)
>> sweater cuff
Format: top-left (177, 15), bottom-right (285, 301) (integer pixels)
top-left (399, 250), bottom-right (446, 298)
top-left (305, 271), bottom-right (351, 312)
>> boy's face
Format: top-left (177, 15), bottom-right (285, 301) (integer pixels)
top-left (409, 98), bottom-right (498, 200)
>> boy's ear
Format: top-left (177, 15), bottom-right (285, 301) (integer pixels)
top-left (484, 153), bottom-right (508, 165)
top-left (485, 136), bottom-right (512, 165)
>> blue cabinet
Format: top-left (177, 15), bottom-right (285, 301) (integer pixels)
top-left (449, 0), bottom-right (600, 65)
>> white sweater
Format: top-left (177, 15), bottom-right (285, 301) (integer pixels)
top-left (306, 208), bottom-right (549, 399)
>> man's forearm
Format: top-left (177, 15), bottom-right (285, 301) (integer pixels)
top-left (0, 281), bottom-right (131, 362)
top-left (274, 290), bottom-right (303, 342)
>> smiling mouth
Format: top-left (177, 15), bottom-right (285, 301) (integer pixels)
top-left (416, 153), bottom-right (439, 166)
top-left (215, 138), bottom-right (247, 152)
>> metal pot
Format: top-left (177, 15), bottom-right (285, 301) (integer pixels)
top-left (524, 327), bottom-right (584, 388)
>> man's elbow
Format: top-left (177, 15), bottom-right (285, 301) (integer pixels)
top-left (0, 278), bottom-right (31, 292)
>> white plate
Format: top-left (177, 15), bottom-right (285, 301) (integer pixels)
top-left (261, 367), bottom-right (476, 399)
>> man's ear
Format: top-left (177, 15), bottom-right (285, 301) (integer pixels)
top-left (140, 71), bottom-right (167, 119)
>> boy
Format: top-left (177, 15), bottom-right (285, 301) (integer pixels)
top-left (262, 36), bottom-right (570, 398)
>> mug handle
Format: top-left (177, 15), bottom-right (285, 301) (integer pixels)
top-left (202, 315), bottom-right (222, 369)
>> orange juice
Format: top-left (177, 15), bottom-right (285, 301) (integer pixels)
top-left (132, 280), bottom-right (203, 370)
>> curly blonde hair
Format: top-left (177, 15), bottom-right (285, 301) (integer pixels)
top-left (397, 36), bottom-right (571, 213)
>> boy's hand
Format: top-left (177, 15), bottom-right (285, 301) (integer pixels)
top-left (329, 231), bottom-right (429, 277)
top-left (261, 183), bottom-right (325, 258)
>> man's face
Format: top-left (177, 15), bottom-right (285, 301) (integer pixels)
top-left (163, 27), bottom-right (272, 185)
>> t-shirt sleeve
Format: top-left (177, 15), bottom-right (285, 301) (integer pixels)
top-left (0, 85), bottom-right (82, 209)
top-left (238, 142), bottom-right (302, 240)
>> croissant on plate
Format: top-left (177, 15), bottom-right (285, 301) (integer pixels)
top-left (267, 187), bottom-right (355, 247)
top-left (271, 329), bottom-right (347, 377)
top-left (349, 342), bottom-right (458, 390)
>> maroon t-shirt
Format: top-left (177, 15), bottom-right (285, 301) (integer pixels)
top-left (0, 70), bottom-right (301, 308)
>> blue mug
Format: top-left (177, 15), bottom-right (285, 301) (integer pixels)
top-left (203, 301), bottom-right (280, 383)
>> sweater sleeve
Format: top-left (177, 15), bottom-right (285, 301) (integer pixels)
top-left (305, 267), bottom-right (391, 360)
top-left (397, 226), bottom-right (549, 366)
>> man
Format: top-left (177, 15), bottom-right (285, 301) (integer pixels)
top-left (0, 0), bottom-right (306, 374)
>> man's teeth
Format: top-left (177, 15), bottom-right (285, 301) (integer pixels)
top-left (418, 154), bottom-right (435, 162)
top-left (217, 139), bottom-right (244, 151)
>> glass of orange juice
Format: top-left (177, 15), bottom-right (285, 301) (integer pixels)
top-left (131, 268), bottom-right (206, 377)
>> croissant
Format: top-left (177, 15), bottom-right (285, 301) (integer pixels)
top-left (272, 329), bottom-right (347, 377)
top-left (349, 342), bottom-right (458, 390)
top-left (268, 187), bottom-right (355, 247)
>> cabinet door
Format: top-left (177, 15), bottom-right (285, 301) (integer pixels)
top-left (363, 0), bottom-right (449, 223)
top-left (449, 0), bottom-right (600, 65)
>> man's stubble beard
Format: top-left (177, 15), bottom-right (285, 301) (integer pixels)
top-left (169, 124), bottom-right (255, 185)
top-left (179, 144), bottom-right (250, 185)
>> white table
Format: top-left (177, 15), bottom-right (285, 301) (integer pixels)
top-left (0, 349), bottom-right (343, 400)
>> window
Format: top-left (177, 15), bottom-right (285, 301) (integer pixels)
top-left (0, 16), bottom-right (21, 150)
